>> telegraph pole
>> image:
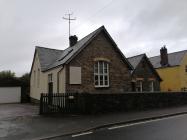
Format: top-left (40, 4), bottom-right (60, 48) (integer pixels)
top-left (63, 13), bottom-right (76, 37)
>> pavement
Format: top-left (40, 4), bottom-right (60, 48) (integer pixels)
top-left (0, 104), bottom-right (187, 140)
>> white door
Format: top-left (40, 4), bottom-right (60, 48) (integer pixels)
top-left (0, 87), bottom-right (21, 103)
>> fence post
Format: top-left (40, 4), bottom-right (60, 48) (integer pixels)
top-left (48, 93), bottom-right (53, 105)
top-left (40, 93), bottom-right (43, 115)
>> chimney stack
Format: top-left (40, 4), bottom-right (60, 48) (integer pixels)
top-left (160, 45), bottom-right (169, 66)
top-left (69, 35), bottom-right (78, 47)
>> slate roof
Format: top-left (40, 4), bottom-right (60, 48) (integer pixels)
top-left (34, 26), bottom-right (133, 72)
top-left (127, 53), bottom-right (162, 81)
top-left (36, 47), bottom-right (63, 71)
top-left (127, 54), bottom-right (145, 69)
top-left (149, 50), bottom-right (187, 68)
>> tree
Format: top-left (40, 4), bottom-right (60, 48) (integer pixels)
top-left (19, 73), bottom-right (30, 103)
top-left (0, 70), bottom-right (20, 86)
top-left (0, 70), bottom-right (15, 79)
top-left (19, 73), bottom-right (30, 86)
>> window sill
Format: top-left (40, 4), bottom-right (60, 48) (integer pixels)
top-left (95, 85), bottom-right (110, 88)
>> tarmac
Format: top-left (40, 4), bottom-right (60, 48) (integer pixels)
top-left (0, 104), bottom-right (187, 140)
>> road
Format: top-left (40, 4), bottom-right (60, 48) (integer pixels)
top-left (49, 114), bottom-right (187, 140)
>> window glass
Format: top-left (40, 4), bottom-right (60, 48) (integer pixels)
top-left (99, 61), bottom-right (103, 74)
top-left (136, 80), bottom-right (143, 92)
top-left (104, 75), bottom-right (108, 85)
top-left (95, 75), bottom-right (98, 85)
top-left (149, 81), bottom-right (154, 92)
top-left (48, 74), bottom-right (53, 83)
top-left (94, 61), bottom-right (109, 87)
top-left (104, 63), bottom-right (108, 73)
top-left (94, 63), bottom-right (98, 73)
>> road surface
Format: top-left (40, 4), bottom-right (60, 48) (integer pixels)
top-left (49, 114), bottom-right (187, 140)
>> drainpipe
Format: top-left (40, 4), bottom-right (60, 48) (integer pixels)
top-left (57, 66), bottom-right (64, 93)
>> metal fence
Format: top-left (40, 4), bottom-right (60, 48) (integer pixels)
top-left (40, 93), bottom-right (78, 114)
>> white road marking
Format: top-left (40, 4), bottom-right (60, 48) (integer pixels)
top-left (72, 131), bottom-right (93, 137)
top-left (108, 113), bottom-right (187, 130)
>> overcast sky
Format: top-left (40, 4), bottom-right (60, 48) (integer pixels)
top-left (0, 0), bottom-right (186, 76)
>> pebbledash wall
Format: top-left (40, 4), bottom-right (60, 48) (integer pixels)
top-left (65, 31), bottom-right (132, 93)
top-left (156, 53), bottom-right (187, 91)
top-left (179, 53), bottom-right (187, 90)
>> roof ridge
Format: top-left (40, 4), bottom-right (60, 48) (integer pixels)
top-left (149, 49), bottom-right (187, 58)
top-left (37, 25), bottom-right (133, 71)
top-left (71, 25), bottom-right (104, 47)
top-left (56, 25), bottom-right (105, 62)
top-left (36, 46), bottom-right (63, 52)
top-left (57, 25), bottom-right (104, 51)
top-left (127, 53), bottom-right (145, 59)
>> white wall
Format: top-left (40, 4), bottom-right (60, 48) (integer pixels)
top-left (0, 87), bottom-right (21, 103)
top-left (30, 51), bottom-right (66, 100)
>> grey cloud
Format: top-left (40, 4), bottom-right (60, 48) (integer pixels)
top-left (0, 0), bottom-right (186, 76)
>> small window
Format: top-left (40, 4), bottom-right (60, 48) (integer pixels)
top-left (185, 65), bottom-right (187, 73)
top-left (131, 82), bottom-right (136, 92)
top-left (48, 74), bottom-right (53, 83)
top-left (94, 61), bottom-right (109, 87)
top-left (136, 80), bottom-right (143, 92)
top-left (149, 81), bottom-right (154, 92)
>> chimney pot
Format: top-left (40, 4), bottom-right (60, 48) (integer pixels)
top-left (160, 45), bottom-right (169, 66)
top-left (69, 35), bottom-right (78, 47)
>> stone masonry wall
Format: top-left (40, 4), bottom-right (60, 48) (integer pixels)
top-left (132, 57), bottom-right (160, 91)
top-left (65, 31), bottom-right (132, 94)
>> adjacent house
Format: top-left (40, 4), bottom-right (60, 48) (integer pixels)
top-left (149, 46), bottom-right (187, 91)
top-left (128, 54), bottom-right (161, 92)
top-left (30, 26), bottom-right (133, 102)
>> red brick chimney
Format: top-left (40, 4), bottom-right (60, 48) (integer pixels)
top-left (69, 35), bottom-right (78, 47)
top-left (160, 45), bottom-right (169, 66)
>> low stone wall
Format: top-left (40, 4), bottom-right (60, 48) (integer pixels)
top-left (76, 92), bottom-right (187, 113)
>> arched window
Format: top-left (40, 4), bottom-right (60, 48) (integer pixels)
top-left (94, 61), bottom-right (109, 87)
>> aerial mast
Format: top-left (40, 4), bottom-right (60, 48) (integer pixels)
top-left (63, 13), bottom-right (76, 37)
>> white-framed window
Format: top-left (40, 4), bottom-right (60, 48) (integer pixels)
top-left (37, 69), bottom-right (40, 87)
top-left (48, 74), bottom-right (53, 83)
top-left (149, 81), bottom-right (154, 92)
top-left (136, 80), bottom-right (143, 92)
top-left (94, 61), bottom-right (109, 87)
